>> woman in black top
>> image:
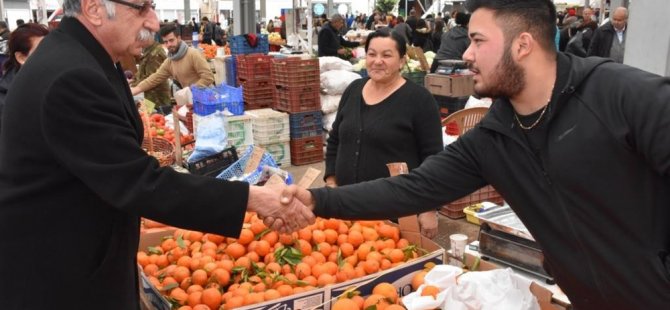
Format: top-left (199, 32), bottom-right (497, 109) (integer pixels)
top-left (325, 29), bottom-right (443, 238)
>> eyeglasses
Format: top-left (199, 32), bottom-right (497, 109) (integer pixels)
top-left (107, 0), bottom-right (155, 16)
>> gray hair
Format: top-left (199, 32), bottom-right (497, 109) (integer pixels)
top-left (330, 13), bottom-right (344, 22)
top-left (63, 0), bottom-right (116, 19)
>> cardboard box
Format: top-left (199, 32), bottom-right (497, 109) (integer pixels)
top-left (424, 74), bottom-right (475, 97)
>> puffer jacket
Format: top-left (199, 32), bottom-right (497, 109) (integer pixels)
top-left (311, 53), bottom-right (670, 309)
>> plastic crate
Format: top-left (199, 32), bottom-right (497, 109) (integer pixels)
top-left (213, 84), bottom-right (244, 116)
top-left (186, 146), bottom-right (238, 177)
top-left (259, 141), bottom-right (291, 167)
top-left (191, 87), bottom-right (225, 116)
top-left (435, 95), bottom-right (467, 119)
top-left (402, 71), bottom-right (427, 87)
top-left (229, 34), bottom-right (269, 55)
top-left (225, 114), bottom-right (254, 148)
top-left (247, 108), bottom-right (290, 144)
top-left (289, 110), bottom-right (323, 139)
top-left (271, 58), bottom-right (320, 88)
top-left (439, 185), bottom-right (504, 219)
top-left (236, 54), bottom-right (273, 81)
top-left (216, 145), bottom-right (278, 184)
top-left (273, 86), bottom-right (321, 113)
top-left (290, 135), bottom-right (324, 165)
top-left (463, 204), bottom-right (483, 225)
top-left (224, 56), bottom-right (238, 87)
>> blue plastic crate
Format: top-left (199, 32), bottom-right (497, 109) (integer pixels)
top-left (216, 145), bottom-right (278, 184)
top-left (191, 86), bottom-right (225, 116)
top-left (225, 56), bottom-right (238, 87)
top-left (289, 111), bottom-right (323, 139)
top-left (214, 84), bottom-right (244, 116)
top-left (229, 34), bottom-right (269, 55)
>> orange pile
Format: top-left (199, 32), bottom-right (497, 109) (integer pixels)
top-left (138, 213), bottom-right (426, 309)
top-left (139, 111), bottom-right (194, 146)
top-left (199, 43), bottom-right (218, 60)
top-left (332, 283), bottom-right (407, 310)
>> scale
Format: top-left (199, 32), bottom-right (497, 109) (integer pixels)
top-left (436, 59), bottom-right (468, 75)
top-left (475, 206), bottom-right (555, 284)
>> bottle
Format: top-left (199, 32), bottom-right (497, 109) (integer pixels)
top-left (192, 31), bottom-right (199, 48)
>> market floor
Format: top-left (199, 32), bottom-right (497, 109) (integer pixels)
top-left (285, 161), bottom-right (481, 251)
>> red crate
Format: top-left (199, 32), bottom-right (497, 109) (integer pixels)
top-left (240, 78), bottom-right (274, 108)
top-left (271, 58), bottom-right (320, 88)
top-left (236, 54), bottom-right (273, 81)
top-left (290, 135), bottom-right (324, 165)
top-left (273, 86), bottom-right (321, 113)
top-left (439, 185), bottom-right (504, 219)
top-left (245, 99), bottom-right (274, 110)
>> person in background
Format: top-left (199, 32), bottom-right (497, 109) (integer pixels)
top-left (0, 22), bottom-right (10, 73)
top-left (200, 16), bottom-right (214, 45)
top-left (0, 23), bottom-right (49, 129)
top-left (266, 19), bottom-right (274, 33)
top-left (15, 19), bottom-right (25, 27)
top-left (325, 29), bottom-right (443, 239)
top-left (282, 0), bottom-right (670, 308)
top-left (564, 8), bottom-right (598, 57)
top-left (392, 16), bottom-right (412, 46)
top-left (430, 12), bottom-right (470, 73)
top-left (130, 33), bottom-right (170, 113)
top-left (587, 6), bottom-right (628, 63)
top-left (412, 18), bottom-right (433, 51)
top-left (317, 13), bottom-right (360, 57)
top-left (431, 20), bottom-right (446, 53)
top-left (131, 24), bottom-right (214, 96)
top-left (214, 22), bottom-right (225, 46)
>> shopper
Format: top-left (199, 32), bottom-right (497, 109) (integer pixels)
top-left (324, 29), bottom-right (443, 238)
top-left (0, 23), bottom-right (49, 129)
top-left (0, 1), bottom-right (313, 309)
top-left (587, 7), bottom-right (628, 63)
top-left (130, 34), bottom-right (171, 112)
top-left (391, 16), bottom-right (412, 46)
top-left (131, 24), bottom-right (214, 95)
top-left (317, 13), bottom-right (360, 57)
top-left (278, 0), bottom-right (670, 308)
top-left (430, 12), bottom-right (471, 73)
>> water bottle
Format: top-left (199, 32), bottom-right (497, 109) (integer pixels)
top-left (192, 31), bottom-right (199, 48)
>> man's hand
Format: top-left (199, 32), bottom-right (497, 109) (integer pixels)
top-left (262, 185), bottom-right (315, 229)
top-left (337, 48), bottom-right (346, 55)
top-left (247, 185), bottom-right (315, 234)
top-left (418, 211), bottom-right (439, 239)
top-left (130, 86), bottom-right (142, 96)
top-left (325, 176), bottom-right (337, 188)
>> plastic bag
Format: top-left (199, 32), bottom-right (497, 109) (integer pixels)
top-left (320, 70), bottom-right (361, 95)
top-left (320, 94), bottom-right (341, 114)
top-left (187, 111), bottom-right (227, 163)
top-left (318, 56), bottom-right (354, 73)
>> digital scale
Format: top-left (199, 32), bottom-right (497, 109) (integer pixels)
top-left (475, 206), bottom-right (555, 284)
top-left (436, 59), bottom-right (468, 75)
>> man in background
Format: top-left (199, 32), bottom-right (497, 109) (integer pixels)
top-left (131, 34), bottom-right (171, 113)
top-left (317, 13), bottom-right (360, 57)
top-left (588, 6), bottom-right (628, 63)
top-left (132, 24), bottom-right (214, 96)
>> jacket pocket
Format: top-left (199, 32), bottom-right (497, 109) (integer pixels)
top-left (88, 219), bottom-right (120, 281)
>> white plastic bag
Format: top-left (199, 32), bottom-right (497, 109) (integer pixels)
top-left (318, 56), bottom-right (354, 73)
top-left (322, 112), bottom-right (337, 132)
top-left (320, 70), bottom-right (361, 95)
top-left (187, 111), bottom-right (227, 163)
top-left (321, 94), bottom-right (342, 114)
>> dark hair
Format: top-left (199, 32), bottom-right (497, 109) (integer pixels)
top-left (3, 23), bottom-right (49, 73)
top-left (455, 12), bottom-right (471, 26)
top-left (159, 24), bottom-right (178, 37)
top-left (0, 21), bottom-right (7, 29)
top-left (364, 28), bottom-right (407, 58)
top-left (465, 0), bottom-right (557, 52)
top-left (397, 16), bottom-right (405, 23)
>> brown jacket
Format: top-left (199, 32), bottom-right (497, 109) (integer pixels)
top-left (137, 46), bottom-right (214, 91)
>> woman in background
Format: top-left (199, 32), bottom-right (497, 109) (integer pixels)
top-left (0, 23), bottom-right (49, 130)
top-left (325, 29), bottom-right (443, 238)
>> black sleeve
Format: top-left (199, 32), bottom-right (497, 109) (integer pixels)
top-left (41, 68), bottom-right (248, 237)
top-left (340, 36), bottom-right (360, 48)
top-left (587, 28), bottom-right (602, 57)
top-left (311, 130), bottom-right (488, 220)
top-left (318, 28), bottom-right (339, 56)
top-left (325, 80), bottom-right (360, 180)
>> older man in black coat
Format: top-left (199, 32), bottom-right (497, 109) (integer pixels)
top-left (0, 1), bottom-right (313, 309)
top-left (317, 13), bottom-right (360, 57)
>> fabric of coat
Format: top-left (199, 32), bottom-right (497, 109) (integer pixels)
top-left (325, 78), bottom-right (443, 185)
top-left (392, 22), bottom-right (412, 45)
top-left (310, 53), bottom-right (670, 309)
top-left (0, 67), bottom-right (16, 129)
top-left (0, 17), bottom-right (249, 309)
top-left (132, 42), bottom-right (170, 107)
top-left (587, 21), bottom-right (619, 59)
top-left (136, 44), bottom-right (214, 91)
top-left (431, 26), bottom-right (470, 72)
top-left (317, 22), bottom-right (359, 57)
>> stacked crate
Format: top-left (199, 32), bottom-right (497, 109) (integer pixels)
top-left (271, 57), bottom-right (324, 165)
top-left (236, 54), bottom-right (274, 110)
top-left (225, 113), bottom-right (254, 151)
top-left (246, 108), bottom-right (291, 166)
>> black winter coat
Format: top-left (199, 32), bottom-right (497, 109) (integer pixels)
top-left (318, 22), bottom-right (359, 57)
top-left (587, 22), bottom-right (617, 58)
top-left (0, 17), bottom-right (249, 309)
top-left (311, 53), bottom-right (670, 309)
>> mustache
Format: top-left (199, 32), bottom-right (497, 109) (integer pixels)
top-left (137, 28), bottom-right (155, 42)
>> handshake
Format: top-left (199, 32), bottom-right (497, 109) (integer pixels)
top-left (246, 184), bottom-right (316, 234)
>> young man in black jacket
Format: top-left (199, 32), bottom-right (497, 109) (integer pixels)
top-left (279, 0), bottom-right (670, 308)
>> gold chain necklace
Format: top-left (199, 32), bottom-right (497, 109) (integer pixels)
top-left (514, 104), bottom-right (549, 130)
